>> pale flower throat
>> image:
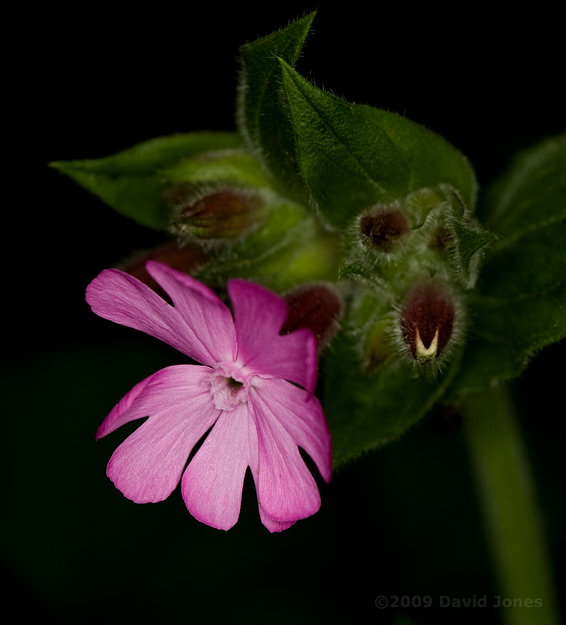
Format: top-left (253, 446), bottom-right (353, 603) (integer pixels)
top-left (208, 361), bottom-right (256, 411)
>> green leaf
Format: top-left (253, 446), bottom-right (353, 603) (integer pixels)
top-left (161, 149), bottom-right (273, 189)
top-left (51, 132), bottom-right (243, 229)
top-left (279, 60), bottom-right (477, 228)
top-left (482, 133), bottom-right (566, 237)
top-left (324, 332), bottom-right (458, 468)
top-left (237, 12), bottom-right (315, 200)
top-left (449, 134), bottom-right (566, 396)
top-left (448, 212), bottom-right (498, 288)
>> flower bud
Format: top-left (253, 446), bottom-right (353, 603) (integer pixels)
top-left (120, 242), bottom-right (207, 297)
top-left (281, 283), bottom-right (343, 350)
top-left (399, 281), bottom-right (455, 364)
top-left (359, 207), bottom-right (410, 253)
top-left (168, 185), bottom-right (262, 240)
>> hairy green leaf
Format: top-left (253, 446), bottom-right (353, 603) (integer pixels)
top-left (51, 132), bottom-right (243, 229)
top-left (483, 133), bottom-right (566, 236)
top-left (237, 12), bottom-right (315, 200)
top-left (279, 60), bottom-right (477, 228)
top-left (161, 149), bottom-right (273, 189)
top-left (449, 134), bottom-right (566, 396)
top-left (324, 333), bottom-right (458, 468)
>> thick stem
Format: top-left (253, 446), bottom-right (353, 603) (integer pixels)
top-left (462, 384), bottom-right (559, 625)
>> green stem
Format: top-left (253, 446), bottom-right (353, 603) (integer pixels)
top-left (462, 384), bottom-right (559, 625)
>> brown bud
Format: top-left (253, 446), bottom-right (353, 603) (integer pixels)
top-left (359, 207), bottom-right (410, 252)
top-left (170, 186), bottom-right (262, 240)
top-left (399, 281), bottom-right (455, 364)
top-left (120, 242), bottom-right (207, 298)
top-left (281, 284), bottom-right (343, 350)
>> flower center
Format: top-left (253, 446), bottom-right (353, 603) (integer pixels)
top-left (208, 362), bottom-right (252, 411)
top-left (226, 377), bottom-right (244, 392)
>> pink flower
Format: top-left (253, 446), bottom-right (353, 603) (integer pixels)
top-left (86, 261), bottom-right (331, 532)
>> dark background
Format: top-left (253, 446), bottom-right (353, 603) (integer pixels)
top-left (6, 3), bottom-right (565, 623)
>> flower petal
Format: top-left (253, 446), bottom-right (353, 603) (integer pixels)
top-left (96, 364), bottom-right (211, 439)
top-left (102, 366), bottom-right (220, 503)
top-left (182, 403), bottom-right (256, 531)
top-left (228, 279), bottom-right (318, 392)
top-left (146, 261), bottom-right (236, 363)
top-left (254, 378), bottom-right (331, 483)
top-left (86, 265), bottom-right (233, 366)
top-left (248, 387), bottom-right (322, 522)
top-left (243, 417), bottom-right (296, 533)
top-left (258, 507), bottom-right (296, 533)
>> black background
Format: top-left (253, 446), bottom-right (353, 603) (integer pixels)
top-left (6, 3), bottom-right (565, 624)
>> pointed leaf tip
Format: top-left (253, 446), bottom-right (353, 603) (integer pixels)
top-left (50, 132), bottom-right (244, 229)
top-left (278, 59), bottom-right (477, 228)
top-left (237, 13), bottom-right (317, 202)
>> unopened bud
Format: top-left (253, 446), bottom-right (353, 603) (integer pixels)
top-left (359, 207), bottom-right (410, 253)
top-left (120, 242), bottom-right (207, 298)
top-left (399, 281), bottom-right (455, 364)
top-left (281, 283), bottom-right (342, 350)
top-left (169, 185), bottom-right (262, 240)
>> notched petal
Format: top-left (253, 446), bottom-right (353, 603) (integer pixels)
top-left (182, 405), bottom-right (256, 530)
top-left (250, 390), bottom-right (324, 522)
